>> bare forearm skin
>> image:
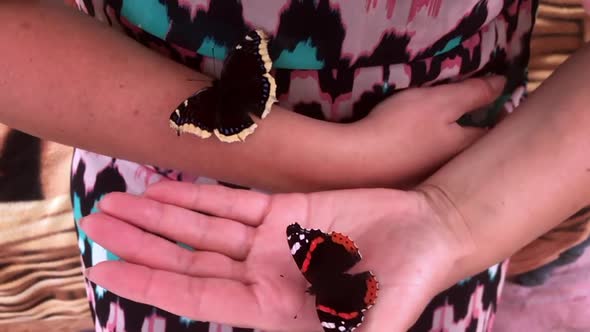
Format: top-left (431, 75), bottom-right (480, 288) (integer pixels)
top-left (422, 42), bottom-right (590, 286)
top-left (0, 1), bottom-right (377, 192)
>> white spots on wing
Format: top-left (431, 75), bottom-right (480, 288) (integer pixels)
top-left (321, 322), bottom-right (336, 329)
top-left (299, 234), bottom-right (305, 240)
top-left (245, 35), bottom-right (253, 41)
top-left (339, 326), bottom-right (347, 331)
top-left (175, 109), bottom-right (180, 116)
top-left (183, 100), bottom-right (188, 107)
top-left (235, 44), bottom-right (242, 49)
top-left (291, 242), bottom-right (302, 255)
top-left (287, 235), bottom-right (291, 240)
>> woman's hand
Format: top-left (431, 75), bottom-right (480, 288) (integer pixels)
top-left (80, 181), bottom-right (470, 331)
top-left (342, 76), bottom-right (506, 188)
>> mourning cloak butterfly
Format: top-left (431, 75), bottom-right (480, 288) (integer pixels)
top-left (170, 29), bottom-right (277, 143)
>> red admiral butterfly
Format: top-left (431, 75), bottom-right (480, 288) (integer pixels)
top-left (286, 223), bottom-right (378, 332)
top-left (170, 29), bottom-right (277, 143)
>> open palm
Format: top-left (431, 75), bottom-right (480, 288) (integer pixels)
top-left (80, 181), bottom-right (464, 331)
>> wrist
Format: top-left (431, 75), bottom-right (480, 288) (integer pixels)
top-left (412, 184), bottom-right (479, 289)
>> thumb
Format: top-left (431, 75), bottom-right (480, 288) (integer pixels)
top-left (431, 76), bottom-right (507, 122)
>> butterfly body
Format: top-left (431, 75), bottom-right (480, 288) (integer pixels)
top-left (286, 223), bottom-right (378, 332)
top-left (170, 29), bottom-right (277, 143)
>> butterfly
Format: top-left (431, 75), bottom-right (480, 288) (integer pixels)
top-left (169, 29), bottom-right (277, 143)
top-left (286, 223), bottom-right (379, 332)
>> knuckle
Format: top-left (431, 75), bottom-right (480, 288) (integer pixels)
top-left (189, 185), bottom-right (203, 209)
top-left (191, 214), bottom-right (209, 245)
top-left (175, 249), bottom-right (195, 275)
top-left (133, 229), bottom-right (155, 261)
top-left (220, 188), bottom-right (238, 218)
top-left (237, 227), bottom-right (256, 260)
top-left (140, 268), bottom-right (157, 301)
top-left (472, 78), bottom-right (496, 101)
top-left (144, 201), bottom-right (165, 228)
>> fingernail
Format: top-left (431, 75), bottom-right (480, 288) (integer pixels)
top-left (487, 75), bottom-right (506, 91)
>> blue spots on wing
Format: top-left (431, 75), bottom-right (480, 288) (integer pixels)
top-left (121, 0), bottom-right (170, 39)
top-left (274, 38), bottom-right (325, 69)
top-left (435, 36), bottom-right (462, 56)
top-left (197, 37), bottom-right (228, 61)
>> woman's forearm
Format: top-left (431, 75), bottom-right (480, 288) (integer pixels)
top-left (420, 42), bottom-right (590, 284)
top-left (0, 1), bottom-right (367, 192)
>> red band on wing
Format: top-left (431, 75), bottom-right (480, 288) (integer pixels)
top-left (301, 237), bottom-right (325, 273)
top-left (317, 305), bottom-right (359, 320)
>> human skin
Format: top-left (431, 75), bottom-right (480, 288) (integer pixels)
top-left (0, 0), bottom-right (500, 192)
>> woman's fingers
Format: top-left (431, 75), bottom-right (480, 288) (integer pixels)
top-left (435, 76), bottom-right (506, 122)
top-left (85, 261), bottom-right (266, 329)
top-left (451, 125), bottom-right (487, 150)
top-left (143, 182), bottom-right (271, 226)
top-left (97, 192), bottom-right (255, 260)
top-left (80, 213), bottom-right (247, 281)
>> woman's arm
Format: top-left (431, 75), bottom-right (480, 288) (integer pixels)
top-left (0, 1), bottom-right (349, 192)
top-left (420, 41), bottom-right (590, 286)
top-left (0, 1), bottom-right (503, 193)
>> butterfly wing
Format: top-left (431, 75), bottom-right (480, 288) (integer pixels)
top-left (315, 272), bottom-right (379, 332)
top-left (169, 87), bottom-right (217, 138)
top-left (214, 29), bottom-right (277, 142)
top-left (287, 223), bottom-right (378, 332)
top-left (286, 223), bottom-right (362, 285)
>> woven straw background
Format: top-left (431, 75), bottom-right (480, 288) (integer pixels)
top-left (0, 1), bottom-right (588, 331)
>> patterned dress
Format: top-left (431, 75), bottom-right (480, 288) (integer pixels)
top-left (68, 1), bottom-right (537, 331)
